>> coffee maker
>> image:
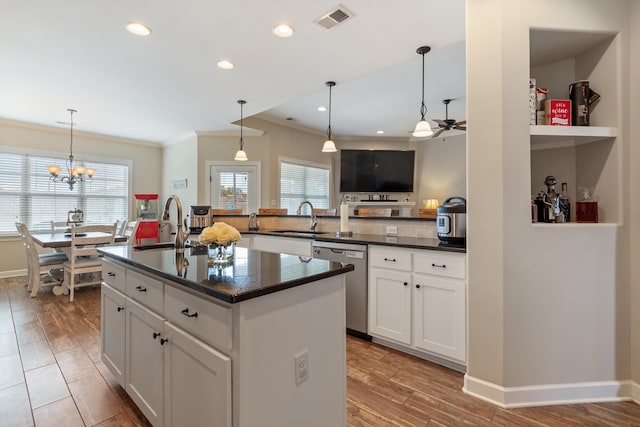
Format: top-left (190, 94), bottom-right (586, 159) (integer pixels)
top-left (189, 206), bottom-right (211, 233)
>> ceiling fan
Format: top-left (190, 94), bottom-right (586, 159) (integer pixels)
top-left (432, 99), bottom-right (466, 138)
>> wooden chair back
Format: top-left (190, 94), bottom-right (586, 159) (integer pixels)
top-left (122, 220), bottom-right (140, 246)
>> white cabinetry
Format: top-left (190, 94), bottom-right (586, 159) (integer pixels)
top-left (368, 245), bottom-right (467, 365)
top-left (126, 298), bottom-right (166, 426)
top-left (163, 322), bottom-right (231, 427)
top-left (251, 235), bottom-right (311, 256)
top-left (101, 284), bottom-right (126, 386)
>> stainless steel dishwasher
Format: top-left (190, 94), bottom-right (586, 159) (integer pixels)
top-left (312, 241), bottom-right (370, 340)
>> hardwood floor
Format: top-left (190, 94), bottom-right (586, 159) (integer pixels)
top-left (2, 275), bottom-right (640, 426)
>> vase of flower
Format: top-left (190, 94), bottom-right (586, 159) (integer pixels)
top-left (208, 242), bottom-right (234, 267)
top-left (198, 222), bottom-right (241, 268)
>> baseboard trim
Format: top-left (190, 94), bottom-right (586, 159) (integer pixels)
top-left (0, 269), bottom-right (27, 279)
top-left (464, 374), bottom-right (634, 408)
top-left (371, 336), bottom-right (466, 373)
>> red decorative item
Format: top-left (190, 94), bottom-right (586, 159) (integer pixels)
top-left (134, 194), bottom-right (159, 244)
top-left (544, 100), bottom-right (572, 126)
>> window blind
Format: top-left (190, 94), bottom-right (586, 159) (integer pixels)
top-left (217, 171), bottom-right (249, 213)
top-left (280, 160), bottom-right (330, 214)
top-left (0, 152), bottom-right (129, 235)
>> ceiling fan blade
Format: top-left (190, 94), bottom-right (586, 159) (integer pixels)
top-left (431, 128), bottom-right (445, 138)
top-left (433, 119), bottom-right (447, 127)
top-left (456, 126), bottom-right (467, 131)
top-left (455, 120), bottom-right (466, 126)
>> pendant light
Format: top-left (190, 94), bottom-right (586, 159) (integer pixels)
top-left (234, 100), bottom-right (248, 161)
top-left (321, 81), bottom-right (337, 153)
top-left (413, 46), bottom-right (434, 137)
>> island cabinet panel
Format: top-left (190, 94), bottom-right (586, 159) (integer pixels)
top-left (102, 258), bottom-right (126, 292)
top-left (251, 235), bottom-right (312, 256)
top-left (126, 268), bottom-right (164, 313)
top-left (125, 298), bottom-right (166, 427)
top-left (164, 284), bottom-right (233, 352)
top-left (101, 284), bottom-right (126, 387)
top-left (163, 322), bottom-right (231, 427)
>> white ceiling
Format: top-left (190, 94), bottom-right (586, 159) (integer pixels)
top-left (0, 1), bottom-right (466, 144)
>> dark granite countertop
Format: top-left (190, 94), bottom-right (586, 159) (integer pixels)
top-left (98, 245), bottom-right (354, 304)
top-left (241, 230), bottom-right (466, 253)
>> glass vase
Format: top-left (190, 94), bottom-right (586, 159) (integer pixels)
top-left (208, 242), bottom-right (235, 267)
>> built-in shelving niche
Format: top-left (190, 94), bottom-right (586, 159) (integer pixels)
top-left (529, 29), bottom-right (619, 224)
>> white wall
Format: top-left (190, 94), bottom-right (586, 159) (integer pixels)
top-left (466, 0), bottom-right (633, 407)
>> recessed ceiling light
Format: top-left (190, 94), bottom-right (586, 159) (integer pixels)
top-left (217, 60), bottom-right (234, 70)
top-left (272, 24), bottom-right (295, 38)
top-left (125, 22), bottom-right (151, 36)
top-left (376, 130), bottom-right (385, 134)
top-left (317, 106), bottom-right (327, 112)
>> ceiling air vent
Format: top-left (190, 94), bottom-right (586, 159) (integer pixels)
top-left (315, 4), bottom-right (354, 30)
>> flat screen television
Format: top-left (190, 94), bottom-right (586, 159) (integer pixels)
top-left (340, 149), bottom-right (415, 193)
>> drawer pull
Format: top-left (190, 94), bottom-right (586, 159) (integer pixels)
top-left (160, 338), bottom-right (169, 345)
top-left (181, 308), bottom-right (199, 318)
top-left (416, 284), bottom-right (421, 289)
top-left (153, 332), bottom-right (161, 339)
top-left (117, 306), bottom-right (124, 312)
top-left (432, 263), bottom-right (447, 269)
top-left (135, 285), bottom-right (147, 292)
top-left (106, 272), bottom-right (116, 277)
top-left (403, 282), bottom-right (408, 286)
top-left (384, 257), bottom-right (397, 262)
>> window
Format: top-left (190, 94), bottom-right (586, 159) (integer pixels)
top-left (0, 151), bottom-right (130, 236)
top-left (280, 158), bottom-right (330, 214)
top-left (209, 162), bottom-right (260, 214)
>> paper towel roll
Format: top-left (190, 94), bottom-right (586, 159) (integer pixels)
top-left (340, 204), bottom-right (349, 232)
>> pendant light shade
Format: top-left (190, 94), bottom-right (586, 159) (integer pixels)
top-left (321, 81), bottom-right (338, 153)
top-left (234, 100), bottom-right (248, 161)
top-left (413, 46), bottom-right (434, 138)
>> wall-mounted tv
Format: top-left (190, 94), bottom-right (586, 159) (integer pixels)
top-left (340, 149), bottom-right (415, 193)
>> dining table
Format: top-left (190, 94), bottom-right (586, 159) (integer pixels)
top-left (31, 231), bottom-right (128, 295)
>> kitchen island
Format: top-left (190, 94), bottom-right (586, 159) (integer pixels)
top-left (98, 244), bottom-right (353, 427)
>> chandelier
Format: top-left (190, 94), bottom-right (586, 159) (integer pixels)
top-left (47, 109), bottom-right (96, 190)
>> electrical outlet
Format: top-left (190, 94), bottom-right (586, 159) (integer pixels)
top-left (294, 349), bottom-right (309, 385)
top-left (386, 225), bottom-right (398, 236)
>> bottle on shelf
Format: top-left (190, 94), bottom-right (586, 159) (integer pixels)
top-left (559, 182), bottom-right (570, 222)
top-left (576, 187), bottom-right (598, 223)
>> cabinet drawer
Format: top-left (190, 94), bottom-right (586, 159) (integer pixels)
top-left (126, 269), bottom-right (164, 312)
top-left (369, 245), bottom-right (412, 271)
top-left (164, 284), bottom-right (232, 352)
top-left (413, 251), bottom-right (466, 279)
top-left (102, 259), bottom-right (126, 293)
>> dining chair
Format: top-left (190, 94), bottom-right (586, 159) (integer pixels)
top-left (122, 220), bottom-right (140, 246)
top-left (62, 223), bottom-right (117, 302)
top-left (16, 222), bottom-right (68, 297)
top-left (50, 220), bottom-right (70, 234)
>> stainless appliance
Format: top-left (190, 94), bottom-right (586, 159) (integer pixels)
top-left (437, 196), bottom-right (467, 244)
top-left (189, 205), bottom-right (211, 233)
top-left (569, 80), bottom-right (600, 126)
top-left (312, 241), bottom-right (370, 340)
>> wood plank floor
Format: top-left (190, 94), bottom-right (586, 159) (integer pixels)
top-left (2, 275), bottom-right (640, 426)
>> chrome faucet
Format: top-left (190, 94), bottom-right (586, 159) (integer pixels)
top-left (162, 194), bottom-right (189, 252)
top-left (296, 200), bottom-right (318, 231)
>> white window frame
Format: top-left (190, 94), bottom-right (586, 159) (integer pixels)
top-left (0, 145), bottom-right (132, 237)
top-left (278, 156), bottom-right (332, 213)
top-left (206, 160), bottom-right (261, 214)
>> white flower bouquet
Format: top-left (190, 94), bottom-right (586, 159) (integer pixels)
top-left (198, 222), bottom-right (241, 247)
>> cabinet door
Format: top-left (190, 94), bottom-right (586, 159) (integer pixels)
top-left (163, 322), bottom-right (231, 427)
top-left (413, 274), bottom-right (466, 362)
top-left (126, 298), bottom-right (165, 427)
top-left (368, 267), bottom-right (412, 344)
top-left (101, 284), bottom-right (126, 387)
